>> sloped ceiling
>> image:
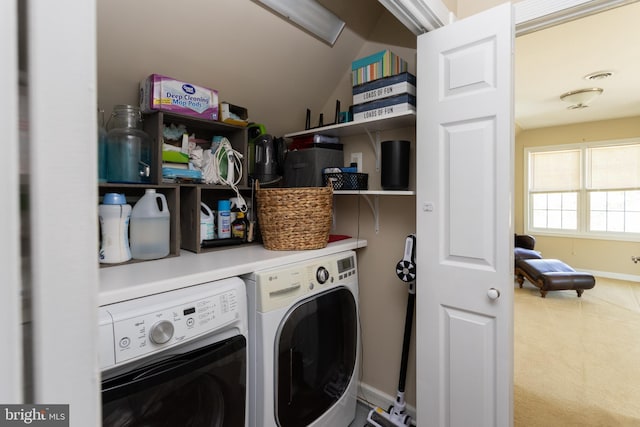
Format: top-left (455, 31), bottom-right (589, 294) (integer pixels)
top-left (97, 1), bottom-right (362, 136)
top-left (97, 1), bottom-right (640, 135)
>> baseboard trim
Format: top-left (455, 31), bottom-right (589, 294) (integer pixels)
top-left (518, 268), bottom-right (640, 284)
top-left (356, 382), bottom-right (417, 425)
top-left (583, 269), bottom-right (640, 283)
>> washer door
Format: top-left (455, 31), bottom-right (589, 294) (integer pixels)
top-left (102, 335), bottom-right (246, 427)
top-left (275, 287), bottom-right (357, 427)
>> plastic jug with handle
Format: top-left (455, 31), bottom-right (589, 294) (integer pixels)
top-left (130, 189), bottom-right (170, 260)
top-left (200, 202), bottom-right (215, 242)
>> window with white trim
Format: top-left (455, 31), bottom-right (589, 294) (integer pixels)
top-left (525, 139), bottom-right (640, 239)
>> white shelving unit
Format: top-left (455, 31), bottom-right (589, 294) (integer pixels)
top-left (285, 110), bottom-right (416, 138)
top-left (285, 110), bottom-right (416, 233)
top-left (286, 110), bottom-right (416, 179)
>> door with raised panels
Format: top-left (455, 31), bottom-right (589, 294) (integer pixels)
top-left (416, 4), bottom-right (514, 426)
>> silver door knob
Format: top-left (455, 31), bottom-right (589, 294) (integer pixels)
top-left (487, 288), bottom-right (500, 300)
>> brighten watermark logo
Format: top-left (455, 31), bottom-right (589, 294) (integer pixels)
top-left (0, 405), bottom-right (68, 426)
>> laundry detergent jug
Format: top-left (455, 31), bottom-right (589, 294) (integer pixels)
top-left (200, 202), bottom-right (215, 242)
top-left (130, 189), bottom-right (170, 260)
top-left (99, 193), bottom-right (131, 264)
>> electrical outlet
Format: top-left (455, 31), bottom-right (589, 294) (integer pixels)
top-left (350, 152), bottom-right (363, 172)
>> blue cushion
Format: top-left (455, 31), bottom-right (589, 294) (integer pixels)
top-left (515, 247), bottom-right (542, 260)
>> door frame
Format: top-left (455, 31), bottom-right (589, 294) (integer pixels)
top-left (403, 0), bottom-right (633, 32)
top-left (514, 0), bottom-right (637, 35)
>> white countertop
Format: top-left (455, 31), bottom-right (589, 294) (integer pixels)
top-left (99, 238), bottom-right (367, 306)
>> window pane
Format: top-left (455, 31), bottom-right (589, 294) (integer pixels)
top-left (563, 192), bottom-right (577, 210)
top-left (591, 211), bottom-right (606, 231)
top-left (608, 211), bottom-right (624, 232)
top-left (532, 210), bottom-right (547, 228)
top-left (626, 212), bottom-right (640, 232)
top-left (626, 191), bottom-right (640, 211)
top-left (532, 193), bottom-right (547, 210)
top-left (607, 191), bottom-right (625, 211)
top-left (548, 193), bottom-right (562, 210)
top-left (562, 210), bottom-right (577, 229)
top-left (590, 192), bottom-right (607, 210)
top-left (548, 210), bottom-right (562, 228)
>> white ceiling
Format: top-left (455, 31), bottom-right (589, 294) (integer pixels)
top-left (515, 1), bottom-right (640, 130)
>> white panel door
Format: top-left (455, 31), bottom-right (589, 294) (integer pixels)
top-left (416, 3), bottom-right (514, 427)
top-left (0, 0), bottom-right (23, 403)
top-left (28, 0), bottom-right (100, 423)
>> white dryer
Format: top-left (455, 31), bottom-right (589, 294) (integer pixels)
top-left (243, 251), bottom-right (360, 427)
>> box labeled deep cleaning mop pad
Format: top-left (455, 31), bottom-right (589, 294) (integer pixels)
top-left (140, 74), bottom-right (219, 120)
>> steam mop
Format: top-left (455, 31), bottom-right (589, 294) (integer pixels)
top-left (366, 234), bottom-right (416, 427)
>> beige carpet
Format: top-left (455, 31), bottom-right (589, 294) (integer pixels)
top-left (515, 277), bottom-right (640, 426)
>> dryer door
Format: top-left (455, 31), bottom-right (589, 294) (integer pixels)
top-left (275, 287), bottom-right (357, 427)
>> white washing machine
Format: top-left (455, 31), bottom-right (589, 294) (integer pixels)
top-left (99, 277), bottom-right (248, 427)
top-left (243, 251), bottom-right (360, 427)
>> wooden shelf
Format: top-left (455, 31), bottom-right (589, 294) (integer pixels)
top-left (99, 111), bottom-right (252, 265)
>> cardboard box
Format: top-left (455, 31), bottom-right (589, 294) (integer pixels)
top-left (219, 102), bottom-right (249, 126)
top-left (352, 93), bottom-right (416, 122)
top-left (351, 50), bottom-right (408, 86)
top-left (353, 72), bottom-right (416, 105)
top-left (139, 74), bottom-right (219, 121)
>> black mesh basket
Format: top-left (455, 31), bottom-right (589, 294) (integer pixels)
top-left (323, 172), bottom-right (368, 190)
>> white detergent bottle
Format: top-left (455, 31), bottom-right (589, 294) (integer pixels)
top-left (99, 193), bottom-right (132, 264)
top-left (200, 202), bottom-right (215, 242)
top-left (130, 189), bottom-right (170, 260)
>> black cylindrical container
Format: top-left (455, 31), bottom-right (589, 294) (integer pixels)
top-left (381, 140), bottom-right (410, 190)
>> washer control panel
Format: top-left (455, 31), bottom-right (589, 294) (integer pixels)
top-left (252, 251), bottom-right (357, 313)
top-left (99, 278), bottom-right (246, 369)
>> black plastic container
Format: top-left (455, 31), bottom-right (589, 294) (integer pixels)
top-left (381, 140), bottom-right (410, 190)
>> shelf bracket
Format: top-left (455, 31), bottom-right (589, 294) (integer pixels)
top-left (361, 194), bottom-right (380, 234)
top-left (364, 128), bottom-right (381, 172)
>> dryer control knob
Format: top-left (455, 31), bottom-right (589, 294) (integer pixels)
top-left (149, 320), bottom-right (174, 345)
top-left (316, 266), bottom-right (330, 284)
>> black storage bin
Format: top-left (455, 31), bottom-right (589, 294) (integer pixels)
top-left (284, 148), bottom-right (344, 187)
top-left (323, 172), bottom-right (368, 190)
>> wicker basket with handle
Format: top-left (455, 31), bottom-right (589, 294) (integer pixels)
top-left (255, 181), bottom-right (333, 250)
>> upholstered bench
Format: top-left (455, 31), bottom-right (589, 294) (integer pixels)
top-left (515, 258), bottom-right (596, 298)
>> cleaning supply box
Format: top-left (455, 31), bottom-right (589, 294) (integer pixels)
top-left (140, 74), bottom-right (219, 121)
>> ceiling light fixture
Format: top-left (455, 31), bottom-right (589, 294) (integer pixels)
top-left (253, 0), bottom-right (345, 46)
top-left (559, 88), bottom-right (604, 110)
